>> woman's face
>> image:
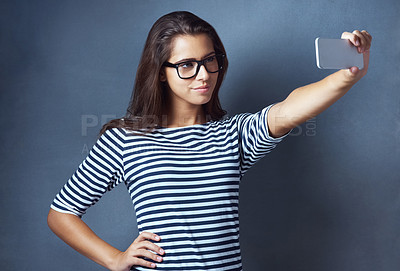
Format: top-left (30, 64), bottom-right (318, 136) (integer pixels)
top-left (163, 34), bottom-right (219, 110)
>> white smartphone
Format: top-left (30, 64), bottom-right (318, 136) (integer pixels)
top-left (315, 38), bottom-right (363, 69)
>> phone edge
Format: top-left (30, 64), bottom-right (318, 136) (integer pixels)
top-left (315, 37), bottom-right (323, 69)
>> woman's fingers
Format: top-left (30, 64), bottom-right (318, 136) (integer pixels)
top-left (341, 30), bottom-right (372, 53)
top-left (130, 256), bottom-right (159, 269)
top-left (341, 31), bottom-right (358, 45)
top-left (352, 30), bottom-right (366, 53)
top-left (118, 231), bottom-right (164, 269)
top-left (134, 231), bottom-right (161, 243)
top-left (131, 248), bottom-right (163, 263)
top-left (132, 232), bottom-right (164, 256)
top-left (353, 30), bottom-right (372, 53)
top-left (131, 240), bottom-right (164, 255)
top-left (361, 30), bottom-right (372, 45)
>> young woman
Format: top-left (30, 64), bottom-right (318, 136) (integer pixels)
top-left (47, 11), bottom-right (372, 271)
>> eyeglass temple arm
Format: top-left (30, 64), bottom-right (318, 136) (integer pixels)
top-left (163, 62), bottom-right (177, 67)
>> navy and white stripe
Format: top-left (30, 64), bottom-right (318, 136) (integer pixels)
top-left (51, 104), bottom-right (289, 271)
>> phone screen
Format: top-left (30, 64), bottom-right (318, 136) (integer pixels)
top-left (315, 38), bottom-right (363, 69)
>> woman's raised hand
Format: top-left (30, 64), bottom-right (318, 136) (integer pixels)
top-left (110, 232), bottom-right (164, 271)
top-left (340, 30), bottom-right (372, 79)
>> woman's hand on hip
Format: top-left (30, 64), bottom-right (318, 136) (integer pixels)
top-left (110, 232), bottom-right (164, 271)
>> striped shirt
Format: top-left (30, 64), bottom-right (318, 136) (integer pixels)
top-left (51, 104), bottom-right (289, 270)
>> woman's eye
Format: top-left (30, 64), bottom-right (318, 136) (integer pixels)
top-left (205, 56), bottom-right (215, 63)
top-left (180, 62), bottom-right (194, 69)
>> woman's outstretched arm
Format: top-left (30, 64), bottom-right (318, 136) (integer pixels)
top-left (268, 30), bottom-right (372, 138)
top-left (47, 209), bottom-right (164, 271)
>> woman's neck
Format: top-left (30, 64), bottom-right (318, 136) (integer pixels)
top-left (162, 103), bottom-right (207, 128)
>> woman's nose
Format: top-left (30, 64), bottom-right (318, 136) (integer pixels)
top-left (196, 64), bottom-right (210, 80)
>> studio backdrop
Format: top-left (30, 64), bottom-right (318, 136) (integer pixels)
top-left (1, 0), bottom-right (399, 270)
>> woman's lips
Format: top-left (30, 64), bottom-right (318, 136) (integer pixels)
top-left (192, 85), bottom-right (210, 93)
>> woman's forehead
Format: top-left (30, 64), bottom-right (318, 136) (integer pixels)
top-left (169, 34), bottom-right (215, 62)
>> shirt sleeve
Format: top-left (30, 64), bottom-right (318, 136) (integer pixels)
top-left (50, 128), bottom-right (125, 217)
top-left (236, 104), bottom-right (290, 177)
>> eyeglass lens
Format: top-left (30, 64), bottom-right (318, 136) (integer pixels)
top-left (177, 55), bottom-right (221, 79)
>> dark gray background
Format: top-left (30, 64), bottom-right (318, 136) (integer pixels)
top-left (1, 0), bottom-right (399, 270)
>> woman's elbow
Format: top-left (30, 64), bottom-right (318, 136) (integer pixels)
top-left (47, 208), bottom-right (58, 232)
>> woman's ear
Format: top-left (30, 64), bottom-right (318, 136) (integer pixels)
top-left (160, 69), bottom-right (167, 82)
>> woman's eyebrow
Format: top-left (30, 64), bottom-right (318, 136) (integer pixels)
top-left (174, 52), bottom-right (216, 63)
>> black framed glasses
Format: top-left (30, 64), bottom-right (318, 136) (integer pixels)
top-left (163, 54), bottom-right (225, 79)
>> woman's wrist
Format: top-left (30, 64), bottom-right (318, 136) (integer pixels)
top-left (327, 69), bottom-right (358, 93)
top-left (103, 249), bottom-right (124, 271)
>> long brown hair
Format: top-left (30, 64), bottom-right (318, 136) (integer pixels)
top-left (100, 11), bottom-right (229, 135)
